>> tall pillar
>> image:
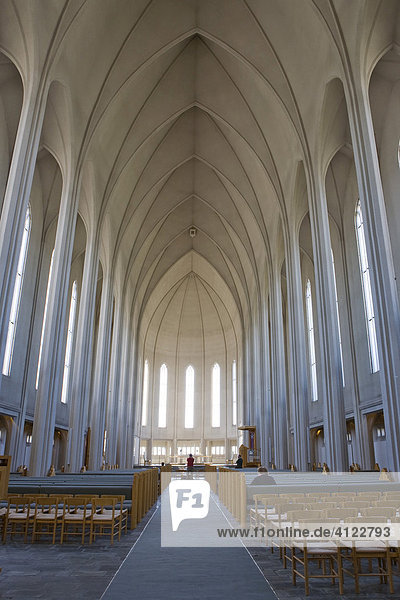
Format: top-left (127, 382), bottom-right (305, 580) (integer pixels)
top-left (270, 266), bottom-right (288, 469)
top-left (307, 178), bottom-right (347, 471)
top-left (125, 331), bottom-right (138, 467)
top-left (0, 81), bottom-right (46, 386)
top-left (346, 77), bottom-right (400, 470)
top-left (285, 235), bottom-right (310, 470)
top-left (115, 308), bottom-right (131, 468)
top-left (260, 294), bottom-right (272, 466)
top-left (67, 232), bottom-right (99, 471)
top-left (88, 274), bottom-right (113, 470)
top-left (30, 175), bottom-right (79, 476)
top-left (105, 296), bottom-right (123, 465)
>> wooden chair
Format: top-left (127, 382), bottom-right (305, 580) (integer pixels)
top-left (340, 540), bottom-right (397, 594)
top-left (101, 495), bottom-right (128, 534)
top-left (89, 497), bottom-right (120, 544)
top-left (32, 497), bottom-right (61, 544)
top-left (250, 494), bottom-right (277, 528)
top-left (3, 496), bottom-right (32, 543)
top-left (292, 540), bottom-right (343, 596)
top-left (61, 497), bottom-right (90, 545)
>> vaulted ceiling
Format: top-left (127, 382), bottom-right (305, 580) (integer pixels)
top-left (2, 0), bottom-right (398, 330)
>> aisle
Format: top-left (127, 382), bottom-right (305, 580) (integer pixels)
top-left (101, 500), bottom-right (277, 600)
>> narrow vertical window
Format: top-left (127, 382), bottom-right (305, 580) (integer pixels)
top-left (355, 200), bottom-right (379, 373)
top-left (232, 360), bottom-right (237, 426)
top-left (36, 249), bottom-right (55, 389)
top-left (305, 279), bottom-right (318, 402)
top-left (158, 363), bottom-right (168, 428)
top-left (212, 363), bottom-right (220, 427)
top-left (60, 281), bottom-right (78, 404)
top-left (331, 250), bottom-right (345, 386)
top-left (3, 205), bottom-right (32, 376)
top-left (141, 359), bottom-right (149, 426)
top-left (185, 365), bottom-right (194, 428)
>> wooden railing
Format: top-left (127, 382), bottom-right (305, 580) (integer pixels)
top-left (130, 468), bottom-right (158, 529)
top-left (0, 456), bottom-right (11, 500)
top-left (204, 464), bottom-right (217, 493)
top-left (218, 467), bottom-right (247, 526)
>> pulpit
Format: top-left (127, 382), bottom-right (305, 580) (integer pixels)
top-left (238, 426), bottom-right (260, 467)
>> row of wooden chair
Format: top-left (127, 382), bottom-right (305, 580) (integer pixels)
top-left (1, 494), bottom-right (128, 545)
top-left (250, 494), bottom-right (400, 595)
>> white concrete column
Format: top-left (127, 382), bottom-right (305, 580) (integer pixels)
top-left (259, 297), bottom-right (272, 466)
top-left (0, 81), bottom-right (46, 386)
top-left (285, 235), bottom-right (310, 470)
top-left (30, 174), bottom-right (79, 476)
top-left (270, 266), bottom-right (288, 469)
top-left (67, 232), bottom-right (99, 471)
top-left (307, 179), bottom-right (347, 471)
top-left (116, 307), bottom-right (132, 468)
top-left (88, 274), bottom-right (113, 469)
top-left (125, 332), bottom-right (138, 467)
top-left (105, 295), bottom-right (123, 465)
top-left (346, 77), bottom-right (400, 470)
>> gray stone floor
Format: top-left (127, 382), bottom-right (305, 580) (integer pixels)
top-left (0, 505), bottom-right (157, 600)
top-left (2, 504), bottom-right (400, 599)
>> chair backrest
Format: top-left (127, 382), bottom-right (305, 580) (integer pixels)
top-left (73, 495), bottom-right (99, 503)
top-left (63, 497), bottom-right (89, 516)
top-left (357, 492), bottom-right (382, 500)
top-left (340, 500), bottom-right (371, 509)
top-left (101, 494), bottom-right (125, 507)
top-left (92, 497), bottom-right (117, 514)
top-left (374, 501), bottom-right (400, 509)
top-left (23, 493), bottom-right (47, 497)
top-left (276, 503), bottom-right (306, 515)
top-left (7, 496), bottom-right (29, 514)
top-left (306, 492), bottom-right (332, 498)
top-left (345, 515), bottom-right (390, 523)
top-left (287, 509), bottom-right (323, 523)
top-left (34, 497), bottom-right (59, 517)
top-left (324, 508), bottom-right (359, 519)
top-left (310, 500), bottom-right (338, 511)
top-left (364, 507), bottom-right (396, 518)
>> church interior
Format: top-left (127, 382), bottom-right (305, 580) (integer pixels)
top-left (0, 1), bottom-right (400, 598)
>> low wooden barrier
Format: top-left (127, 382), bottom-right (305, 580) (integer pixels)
top-left (218, 468), bottom-right (247, 526)
top-left (130, 468), bottom-right (158, 529)
top-left (204, 464), bottom-right (217, 493)
top-left (160, 464), bottom-right (172, 493)
top-left (0, 456), bottom-right (11, 500)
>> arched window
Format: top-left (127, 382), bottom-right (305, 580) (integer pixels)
top-left (212, 363), bottom-right (220, 428)
top-left (2, 205), bottom-right (32, 376)
top-left (355, 200), bottom-right (379, 373)
top-left (158, 363), bottom-right (168, 428)
top-left (36, 248), bottom-right (55, 389)
top-left (60, 281), bottom-right (78, 404)
top-left (232, 360), bottom-right (237, 426)
top-left (331, 249), bottom-right (345, 386)
top-left (185, 365), bottom-right (194, 428)
top-left (141, 359), bottom-right (149, 426)
top-left (305, 279), bottom-right (318, 402)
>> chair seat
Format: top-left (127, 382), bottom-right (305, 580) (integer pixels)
top-left (35, 513), bottom-right (59, 520)
top-left (64, 512), bottom-right (89, 521)
top-left (293, 541), bottom-right (339, 554)
top-left (8, 512), bottom-right (29, 520)
top-left (92, 513), bottom-right (116, 521)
